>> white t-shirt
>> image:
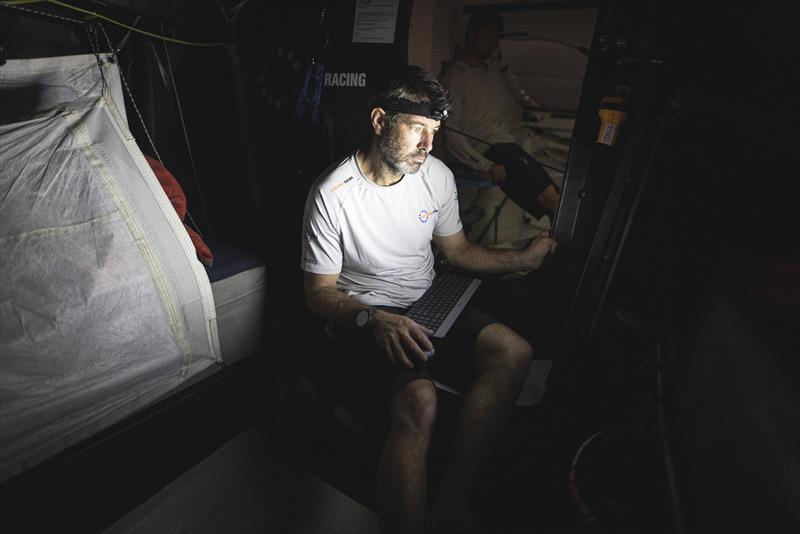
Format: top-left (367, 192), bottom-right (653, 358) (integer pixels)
top-left (441, 60), bottom-right (532, 172)
top-left (300, 152), bottom-right (463, 308)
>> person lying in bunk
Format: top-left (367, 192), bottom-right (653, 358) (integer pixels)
top-left (299, 64), bottom-right (557, 534)
top-left (441, 9), bottom-right (560, 220)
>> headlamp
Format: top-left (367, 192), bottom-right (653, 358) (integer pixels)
top-left (375, 97), bottom-right (449, 121)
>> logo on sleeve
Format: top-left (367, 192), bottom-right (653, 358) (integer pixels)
top-left (418, 209), bottom-right (439, 223)
top-left (330, 176), bottom-right (354, 192)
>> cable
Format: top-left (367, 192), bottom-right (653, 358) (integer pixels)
top-left (0, 0), bottom-right (228, 47)
top-left (160, 22), bottom-right (211, 237)
top-left (568, 426), bottom-right (641, 525)
top-left (215, 0), bottom-right (250, 23)
top-left (85, 23), bottom-right (107, 94)
top-left (115, 14), bottom-right (140, 53)
top-left (5, 2), bottom-right (215, 240)
top-left (443, 124), bottom-right (492, 148)
top-left (98, 22), bottom-right (163, 164)
top-left (102, 20), bottom-right (210, 237)
top-left (3, 7), bottom-right (161, 164)
top-left (1, 0), bottom-right (82, 24)
top-left (500, 32), bottom-right (590, 57)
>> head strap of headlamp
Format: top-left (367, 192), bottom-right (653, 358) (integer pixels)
top-left (374, 97), bottom-right (449, 121)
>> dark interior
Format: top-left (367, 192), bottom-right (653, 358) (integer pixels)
top-left (1, 1), bottom-right (798, 532)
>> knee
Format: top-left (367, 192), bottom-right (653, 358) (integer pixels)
top-left (502, 337), bottom-right (534, 377)
top-left (390, 380), bottom-right (437, 436)
top-left (484, 333), bottom-right (534, 379)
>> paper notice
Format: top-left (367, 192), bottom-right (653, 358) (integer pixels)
top-left (352, 0), bottom-right (400, 44)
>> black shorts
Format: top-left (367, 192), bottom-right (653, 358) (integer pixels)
top-left (484, 142), bottom-right (558, 218)
top-left (333, 304), bottom-right (499, 404)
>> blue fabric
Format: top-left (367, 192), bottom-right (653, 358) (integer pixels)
top-left (203, 238), bottom-right (263, 283)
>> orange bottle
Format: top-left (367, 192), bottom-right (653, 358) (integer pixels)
top-left (596, 95), bottom-right (628, 146)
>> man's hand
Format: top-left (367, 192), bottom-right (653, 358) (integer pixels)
top-left (489, 162), bottom-right (507, 185)
top-left (371, 310), bottom-right (434, 369)
top-left (525, 234), bottom-right (558, 269)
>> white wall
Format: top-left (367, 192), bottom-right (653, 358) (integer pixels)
top-left (408, 0), bottom-right (464, 76)
top-left (408, 0), bottom-right (596, 109)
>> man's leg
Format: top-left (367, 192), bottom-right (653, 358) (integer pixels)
top-left (430, 323), bottom-right (533, 531)
top-left (537, 183), bottom-right (560, 215)
top-left (486, 143), bottom-right (559, 219)
top-left (379, 378), bottom-right (438, 534)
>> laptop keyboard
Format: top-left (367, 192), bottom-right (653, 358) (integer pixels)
top-left (405, 271), bottom-right (481, 338)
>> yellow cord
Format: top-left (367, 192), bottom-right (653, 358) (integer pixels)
top-left (0, 0), bottom-right (228, 47)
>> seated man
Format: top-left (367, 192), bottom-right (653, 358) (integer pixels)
top-left (300, 65), bottom-right (557, 533)
top-left (441, 9), bottom-right (560, 220)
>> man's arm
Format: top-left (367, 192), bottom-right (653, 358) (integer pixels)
top-left (303, 271), bottom-right (368, 328)
top-left (490, 47), bottom-right (542, 109)
top-left (501, 65), bottom-right (542, 109)
top-left (303, 272), bottom-right (434, 368)
top-left (433, 230), bottom-right (557, 274)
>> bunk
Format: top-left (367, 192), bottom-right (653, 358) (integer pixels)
top-left (0, 53), bottom-right (267, 485)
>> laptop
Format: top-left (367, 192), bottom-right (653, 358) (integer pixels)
top-left (405, 271), bottom-right (481, 339)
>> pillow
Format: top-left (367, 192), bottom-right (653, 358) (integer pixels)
top-left (144, 155), bottom-right (214, 267)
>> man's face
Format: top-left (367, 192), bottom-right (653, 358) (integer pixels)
top-left (469, 24), bottom-right (500, 60)
top-left (377, 113), bottom-right (440, 174)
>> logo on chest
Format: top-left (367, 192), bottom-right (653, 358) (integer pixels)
top-left (418, 209), bottom-right (439, 223)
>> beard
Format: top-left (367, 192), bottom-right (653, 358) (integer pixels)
top-left (376, 120), bottom-right (427, 174)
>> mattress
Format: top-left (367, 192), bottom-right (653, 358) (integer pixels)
top-left (204, 238), bottom-right (267, 365)
top-left (150, 241), bottom-right (268, 397)
top-left (211, 264), bottom-right (267, 365)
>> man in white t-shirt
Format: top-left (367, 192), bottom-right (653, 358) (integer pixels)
top-left (301, 65), bottom-right (557, 533)
top-left (441, 9), bottom-right (560, 219)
